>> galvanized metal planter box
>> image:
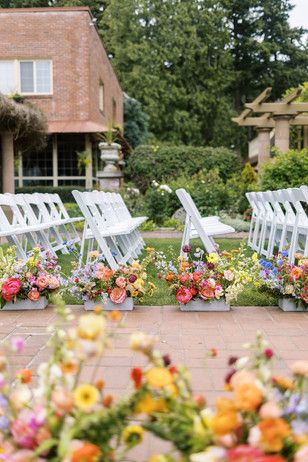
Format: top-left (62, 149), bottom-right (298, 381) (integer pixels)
top-left (278, 298), bottom-right (307, 312)
top-left (84, 297), bottom-right (134, 311)
top-left (2, 296), bottom-right (48, 311)
top-left (180, 299), bottom-right (230, 312)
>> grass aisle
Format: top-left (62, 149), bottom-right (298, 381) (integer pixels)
top-left (58, 237), bottom-right (278, 307)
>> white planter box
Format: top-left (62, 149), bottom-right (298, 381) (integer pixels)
top-left (2, 296), bottom-right (48, 311)
top-left (180, 298), bottom-right (230, 312)
top-left (278, 298), bottom-right (307, 312)
top-left (84, 297), bottom-right (134, 311)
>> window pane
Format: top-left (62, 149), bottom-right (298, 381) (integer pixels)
top-left (20, 61), bottom-right (34, 93)
top-left (0, 61), bottom-right (15, 94)
top-left (36, 60), bottom-right (51, 93)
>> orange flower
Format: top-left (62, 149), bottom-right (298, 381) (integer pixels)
top-left (17, 368), bottom-right (32, 384)
top-left (94, 305), bottom-right (102, 314)
top-left (61, 361), bottom-right (79, 375)
top-left (71, 442), bottom-right (101, 462)
top-left (199, 285), bottom-right (215, 300)
top-left (209, 348), bottom-right (217, 358)
top-left (146, 368), bottom-right (173, 388)
top-left (135, 393), bottom-right (167, 414)
top-left (108, 310), bottom-right (122, 322)
top-left (258, 418), bottom-right (291, 452)
top-left (211, 410), bottom-right (240, 436)
top-left (103, 394), bottom-right (113, 408)
top-left (290, 267), bottom-right (302, 280)
top-left (216, 397), bottom-right (237, 413)
top-left (235, 383), bottom-right (263, 411)
top-left (95, 379), bottom-right (105, 391)
top-left (165, 272), bottom-right (175, 282)
top-left (182, 261), bottom-right (190, 268)
top-left (273, 376), bottom-right (295, 391)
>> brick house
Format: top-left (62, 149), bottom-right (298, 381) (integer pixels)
top-left (0, 6), bottom-right (123, 191)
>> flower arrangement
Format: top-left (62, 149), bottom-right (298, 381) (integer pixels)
top-left (258, 252), bottom-right (308, 308)
top-left (68, 249), bottom-right (156, 305)
top-left (156, 245), bottom-right (253, 304)
top-left (0, 298), bottom-right (307, 462)
top-left (0, 247), bottom-right (62, 308)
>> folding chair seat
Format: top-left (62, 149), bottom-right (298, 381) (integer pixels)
top-left (176, 188), bottom-right (235, 255)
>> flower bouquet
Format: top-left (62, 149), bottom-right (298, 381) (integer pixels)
top-left (69, 250), bottom-right (156, 310)
top-left (258, 252), bottom-right (308, 311)
top-left (0, 247), bottom-right (62, 310)
top-left (0, 297), bottom-right (307, 461)
top-left (157, 245), bottom-right (252, 311)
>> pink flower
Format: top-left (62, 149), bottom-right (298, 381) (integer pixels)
top-left (259, 401), bottom-right (281, 419)
top-left (264, 348), bottom-right (274, 359)
top-left (36, 276), bottom-right (49, 289)
top-left (115, 277), bottom-right (126, 288)
top-left (199, 284), bottom-right (215, 300)
top-left (28, 289), bottom-right (40, 302)
top-left (176, 287), bottom-right (192, 304)
top-left (295, 446), bottom-right (308, 462)
top-left (2, 278), bottom-right (22, 302)
top-left (179, 274), bottom-right (190, 283)
top-left (228, 445), bottom-right (264, 461)
top-left (10, 450), bottom-right (46, 462)
top-left (109, 287), bottom-right (127, 304)
top-left (47, 276), bottom-right (60, 290)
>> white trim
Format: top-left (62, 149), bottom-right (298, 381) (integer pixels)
top-left (0, 59), bottom-right (53, 96)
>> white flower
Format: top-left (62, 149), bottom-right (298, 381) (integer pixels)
top-left (10, 385), bottom-right (32, 410)
top-left (248, 425), bottom-right (261, 447)
top-left (190, 447), bottom-right (226, 462)
top-left (152, 180), bottom-right (159, 187)
top-left (235, 356), bottom-right (249, 369)
top-left (159, 184), bottom-right (172, 193)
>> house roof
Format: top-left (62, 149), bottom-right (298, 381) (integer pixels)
top-left (48, 120), bottom-right (108, 134)
top-left (0, 7), bottom-right (93, 16)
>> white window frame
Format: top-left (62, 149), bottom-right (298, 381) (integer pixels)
top-left (0, 59), bottom-right (53, 96)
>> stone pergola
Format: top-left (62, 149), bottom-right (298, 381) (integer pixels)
top-left (0, 93), bottom-right (47, 193)
top-left (232, 87), bottom-right (308, 164)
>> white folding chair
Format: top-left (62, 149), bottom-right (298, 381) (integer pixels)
top-left (176, 188), bottom-right (235, 255)
top-left (73, 190), bottom-right (144, 269)
top-left (46, 193), bottom-right (83, 245)
top-left (285, 188), bottom-right (308, 261)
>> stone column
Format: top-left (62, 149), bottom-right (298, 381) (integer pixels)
top-left (304, 126), bottom-right (308, 148)
top-left (1, 132), bottom-right (15, 193)
top-left (274, 115), bottom-right (291, 153)
top-left (257, 127), bottom-right (272, 164)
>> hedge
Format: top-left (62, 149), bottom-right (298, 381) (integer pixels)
top-left (125, 144), bottom-right (241, 192)
top-left (16, 186), bottom-right (86, 203)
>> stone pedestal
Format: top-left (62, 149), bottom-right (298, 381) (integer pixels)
top-left (1, 132), bottom-right (15, 193)
top-left (97, 142), bottom-right (123, 191)
top-left (274, 115), bottom-right (291, 153)
top-left (257, 127), bottom-right (272, 164)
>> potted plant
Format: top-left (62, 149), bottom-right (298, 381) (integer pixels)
top-left (157, 245), bottom-right (250, 311)
top-left (68, 250), bottom-right (156, 310)
top-left (0, 247), bottom-right (62, 310)
top-left (258, 251), bottom-right (308, 311)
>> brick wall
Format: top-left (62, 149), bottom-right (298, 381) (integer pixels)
top-left (0, 8), bottom-right (123, 126)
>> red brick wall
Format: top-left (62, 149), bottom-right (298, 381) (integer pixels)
top-left (0, 8), bottom-right (123, 126)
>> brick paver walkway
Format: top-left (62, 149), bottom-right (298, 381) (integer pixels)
top-left (1, 305), bottom-right (308, 459)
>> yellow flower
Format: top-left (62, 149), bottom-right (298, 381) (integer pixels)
top-left (77, 314), bottom-right (106, 340)
top-left (131, 290), bottom-right (139, 297)
top-left (146, 367), bottom-right (173, 388)
top-left (135, 393), bottom-right (167, 414)
top-left (88, 250), bottom-right (99, 259)
top-left (207, 253), bottom-right (219, 264)
top-left (74, 384), bottom-right (99, 411)
top-left (131, 260), bottom-right (142, 269)
top-left (145, 247), bottom-right (155, 252)
top-left (133, 278), bottom-right (145, 291)
top-left (122, 425), bottom-right (144, 447)
top-left (252, 252), bottom-right (258, 261)
top-left (27, 257), bottom-right (38, 267)
top-left (148, 456), bottom-right (168, 462)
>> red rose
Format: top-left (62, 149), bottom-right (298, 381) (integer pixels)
top-left (2, 278), bottom-right (22, 302)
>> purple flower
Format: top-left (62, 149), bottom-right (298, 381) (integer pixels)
top-left (128, 274), bottom-right (137, 283)
top-left (0, 416), bottom-right (9, 431)
top-left (182, 245), bottom-right (192, 253)
top-left (11, 336), bottom-right (25, 353)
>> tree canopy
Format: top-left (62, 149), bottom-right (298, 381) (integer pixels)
top-left (2, 0), bottom-right (307, 152)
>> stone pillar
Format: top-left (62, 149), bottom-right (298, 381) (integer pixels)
top-left (1, 132), bottom-right (15, 193)
top-left (85, 134), bottom-right (93, 189)
top-left (274, 115), bottom-right (291, 152)
top-left (304, 126), bottom-right (308, 148)
top-left (257, 127), bottom-right (272, 164)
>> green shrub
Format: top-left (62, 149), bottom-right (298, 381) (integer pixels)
top-left (126, 144), bottom-right (241, 192)
top-left (259, 149), bottom-right (308, 191)
top-left (143, 182), bottom-right (174, 225)
top-left (225, 163), bottom-right (258, 214)
top-left (16, 186), bottom-right (86, 203)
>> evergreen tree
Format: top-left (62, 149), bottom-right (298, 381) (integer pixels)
top-left (124, 95), bottom-right (149, 148)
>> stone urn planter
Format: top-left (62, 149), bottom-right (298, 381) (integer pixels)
top-left (97, 142), bottom-right (123, 191)
top-left (2, 297), bottom-right (48, 311)
top-left (278, 298), bottom-right (307, 312)
top-left (179, 299), bottom-right (230, 312)
top-left (84, 297), bottom-right (134, 311)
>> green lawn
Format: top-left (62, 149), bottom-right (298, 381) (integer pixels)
top-left (57, 238), bottom-right (278, 307)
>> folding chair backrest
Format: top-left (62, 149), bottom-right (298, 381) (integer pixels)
top-left (22, 193), bottom-right (52, 224)
top-left (286, 188), bottom-right (308, 223)
top-left (48, 194), bottom-right (69, 220)
top-left (7, 194), bottom-right (40, 227)
top-left (0, 194), bottom-right (28, 229)
top-left (176, 188), bottom-right (216, 253)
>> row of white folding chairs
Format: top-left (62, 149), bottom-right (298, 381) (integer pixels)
top-left (246, 186), bottom-right (308, 262)
top-left (72, 190), bottom-right (147, 269)
top-left (0, 192), bottom-right (83, 259)
top-left (176, 188), bottom-right (235, 255)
